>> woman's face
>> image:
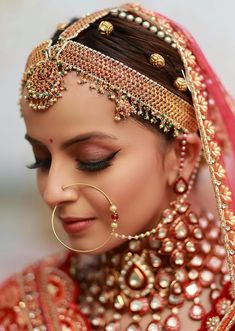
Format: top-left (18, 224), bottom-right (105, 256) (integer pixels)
top-left (21, 73), bottom-right (175, 254)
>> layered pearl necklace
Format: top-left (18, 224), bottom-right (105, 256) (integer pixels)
top-left (70, 206), bottom-right (229, 331)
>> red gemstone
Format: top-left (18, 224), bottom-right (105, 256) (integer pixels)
top-left (111, 213), bottom-right (119, 220)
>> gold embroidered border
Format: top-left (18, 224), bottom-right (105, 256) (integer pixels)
top-left (215, 299), bottom-right (235, 331)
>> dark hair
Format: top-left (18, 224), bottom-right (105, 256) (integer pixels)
top-left (51, 13), bottom-right (193, 141)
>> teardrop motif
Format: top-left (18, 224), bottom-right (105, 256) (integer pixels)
top-left (174, 221), bottom-right (188, 240)
top-left (147, 320), bottom-right (163, 331)
top-left (105, 320), bottom-right (121, 331)
top-left (171, 250), bottom-right (185, 267)
top-left (171, 281), bottom-right (183, 295)
top-left (188, 303), bottom-right (205, 320)
top-left (168, 294), bottom-right (184, 306)
top-left (173, 176), bottom-right (188, 194)
top-left (126, 265), bottom-right (147, 290)
top-left (175, 202), bottom-right (190, 214)
top-left (161, 239), bottom-right (174, 254)
top-left (126, 322), bottom-right (142, 331)
top-left (188, 212), bottom-right (199, 224)
top-left (149, 293), bottom-right (163, 311)
top-left (184, 281), bottom-right (202, 300)
top-left (114, 293), bottom-right (126, 310)
top-left (164, 314), bottom-right (180, 331)
top-left (149, 251), bottom-right (162, 268)
top-left (129, 297), bottom-right (149, 315)
top-left (162, 208), bottom-right (175, 224)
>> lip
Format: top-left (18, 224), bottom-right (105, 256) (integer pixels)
top-left (59, 216), bottom-right (96, 234)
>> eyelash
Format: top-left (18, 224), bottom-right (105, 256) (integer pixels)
top-left (27, 151), bottom-right (119, 172)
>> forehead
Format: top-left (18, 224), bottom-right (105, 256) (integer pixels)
top-left (21, 72), bottom-right (114, 125)
top-left (21, 72), bottom-right (160, 147)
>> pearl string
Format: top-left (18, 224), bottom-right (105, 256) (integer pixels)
top-left (110, 9), bottom-right (177, 49)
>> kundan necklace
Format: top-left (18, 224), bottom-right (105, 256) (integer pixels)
top-left (70, 202), bottom-right (229, 331)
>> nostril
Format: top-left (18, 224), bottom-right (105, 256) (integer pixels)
top-left (42, 182), bottom-right (80, 208)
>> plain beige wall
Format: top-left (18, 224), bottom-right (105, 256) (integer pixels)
top-left (0, 0), bottom-right (234, 281)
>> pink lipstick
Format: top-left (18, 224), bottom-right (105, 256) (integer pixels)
top-left (59, 217), bottom-right (96, 234)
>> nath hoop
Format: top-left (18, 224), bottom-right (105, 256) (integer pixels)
top-left (51, 182), bottom-right (119, 253)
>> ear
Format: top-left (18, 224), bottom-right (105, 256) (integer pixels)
top-left (163, 133), bottom-right (202, 187)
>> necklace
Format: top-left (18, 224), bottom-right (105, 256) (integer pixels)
top-left (70, 203), bottom-right (229, 331)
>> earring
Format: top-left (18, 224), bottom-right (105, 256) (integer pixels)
top-left (173, 133), bottom-right (188, 195)
top-left (51, 182), bottom-right (119, 253)
top-left (154, 133), bottom-right (202, 259)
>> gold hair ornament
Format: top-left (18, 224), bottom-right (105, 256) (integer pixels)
top-left (98, 20), bottom-right (114, 35)
top-left (20, 8), bottom-right (197, 136)
top-left (150, 53), bottom-right (165, 68)
top-left (174, 77), bottom-right (188, 92)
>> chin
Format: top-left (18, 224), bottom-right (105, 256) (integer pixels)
top-left (68, 236), bottom-right (126, 256)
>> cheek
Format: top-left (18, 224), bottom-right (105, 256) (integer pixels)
top-left (107, 150), bottom-right (167, 235)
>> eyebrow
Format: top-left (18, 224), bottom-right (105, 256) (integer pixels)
top-left (24, 131), bottom-right (118, 149)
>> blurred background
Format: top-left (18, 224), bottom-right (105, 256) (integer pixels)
top-left (0, 0), bottom-right (234, 281)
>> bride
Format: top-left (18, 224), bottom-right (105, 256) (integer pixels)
top-left (1, 3), bottom-right (235, 330)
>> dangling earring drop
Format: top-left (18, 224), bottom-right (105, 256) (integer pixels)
top-left (173, 133), bottom-right (188, 195)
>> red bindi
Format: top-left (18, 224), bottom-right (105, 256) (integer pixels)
top-left (49, 138), bottom-right (54, 143)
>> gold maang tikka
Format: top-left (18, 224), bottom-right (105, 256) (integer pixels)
top-left (20, 9), bottom-right (197, 137)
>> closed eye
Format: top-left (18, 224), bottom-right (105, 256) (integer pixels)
top-left (27, 150), bottom-right (120, 172)
top-left (76, 150), bottom-right (120, 172)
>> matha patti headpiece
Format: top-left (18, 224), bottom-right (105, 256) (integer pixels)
top-left (20, 8), bottom-right (197, 136)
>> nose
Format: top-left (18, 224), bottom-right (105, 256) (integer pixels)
top-left (42, 162), bottom-right (79, 208)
